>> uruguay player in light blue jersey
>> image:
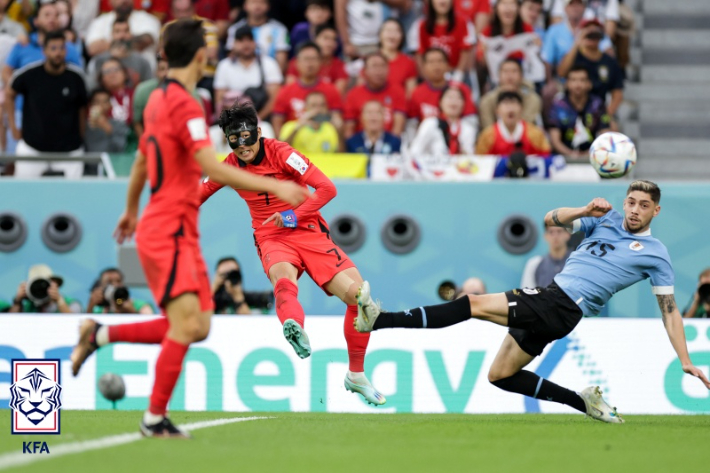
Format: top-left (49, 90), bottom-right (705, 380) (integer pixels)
top-left (353, 180), bottom-right (710, 423)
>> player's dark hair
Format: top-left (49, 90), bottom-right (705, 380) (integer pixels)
top-left (314, 22), bottom-right (337, 38)
top-left (218, 99), bottom-right (258, 133)
top-left (216, 257), bottom-right (239, 270)
top-left (423, 47), bottom-right (449, 63)
top-left (567, 65), bottom-right (590, 79)
top-left (43, 30), bottom-right (66, 47)
top-left (163, 19), bottom-right (205, 68)
top-left (491, 0), bottom-right (526, 37)
top-left (627, 180), bottom-right (661, 204)
top-left (378, 18), bottom-right (406, 51)
top-left (296, 41), bottom-right (321, 57)
top-left (700, 268), bottom-right (710, 280)
top-left (425, 0), bottom-right (455, 35)
top-left (500, 57), bottom-right (523, 73)
top-left (101, 267), bottom-right (124, 278)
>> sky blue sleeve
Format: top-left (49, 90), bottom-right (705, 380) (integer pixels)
top-left (650, 252), bottom-right (675, 295)
top-left (541, 28), bottom-right (556, 65)
top-left (5, 44), bottom-right (21, 69)
top-left (574, 216), bottom-right (599, 237)
top-left (66, 43), bottom-right (83, 68)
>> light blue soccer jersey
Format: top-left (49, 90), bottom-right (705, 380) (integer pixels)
top-left (554, 209), bottom-right (674, 316)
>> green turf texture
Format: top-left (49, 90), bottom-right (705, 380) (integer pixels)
top-left (1, 411), bottom-right (709, 473)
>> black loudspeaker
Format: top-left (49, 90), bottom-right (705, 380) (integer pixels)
top-left (381, 215), bottom-right (421, 255)
top-left (497, 214), bottom-right (538, 255)
top-left (0, 213), bottom-right (28, 252)
top-left (329, 214), bottom-right (367, 254)
top-left (41, 213), bottom-right (83, 253)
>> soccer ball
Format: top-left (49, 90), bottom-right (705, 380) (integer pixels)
top-left (589, 132), bottom-right (637, 178)
top-left (98, 373), bottom-right (126, 402)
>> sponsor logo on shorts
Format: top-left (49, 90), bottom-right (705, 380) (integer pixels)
top-left (522, 288), bottom-right (540, 295)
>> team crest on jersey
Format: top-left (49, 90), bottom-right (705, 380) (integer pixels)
top-left (522, 288), bottom-right (540, 295)
top-left (629, 241), bottom-right (644, 251)
top-left (286, 153), bottom-right (309, 175)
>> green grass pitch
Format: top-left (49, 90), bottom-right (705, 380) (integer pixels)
top-left (1, 410), bottom-right (709, 473)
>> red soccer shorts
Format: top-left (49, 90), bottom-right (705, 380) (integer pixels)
top-left (136, 227), bottom-right (213, 313)
top-left (256, 227), bottom-right (356, 293)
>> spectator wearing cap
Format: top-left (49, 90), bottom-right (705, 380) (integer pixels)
top-left (8, 264), bottom-right (82, 313)
top-left (272, 41), bottom-right (343, 138)
top-left (286, 24), bottom-right (348, 95)
top-left (479, 57), bottom-right (542, 129)
top-left (226, 0), bottom-right (290, 71)
top-left (345, 100), bottom-right (401, 154)
top-left (541, 0), bottom-right (613, 77)
top-left (557, 17), bottom-right (624, 116)
top-left (214, 25), bottom-right (283, 119)
top-left (86, 0), bottom-right (161, 67)
top-left (343, 52), bottom-right (407, 139)
top-left (550, 0), bottom-right (620, 44)
top-left (278, 91), bottom-right (340, 154)
top-left (409, 84), bottom-right (476, 156)
top-left (475, 91), bottom-right (550, 156)
top-left (548, 65), bottom-right (611, 158)
top-left (683, 268), bottom-right (710, 319)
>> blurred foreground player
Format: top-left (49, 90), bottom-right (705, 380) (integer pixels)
top-left (199, 101), bottom-right (386, 406)
top-left (70, 19), bottom-right (308, 438)
top-left (355, 181), bottom-right (710, 422)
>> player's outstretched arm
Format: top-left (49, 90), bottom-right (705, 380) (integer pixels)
top-left (114, 151), bottom-right (147, 244)
top-left (194, 146), bottom-right (310, 207)
top-left (544, 197), bottom-right (613, 229)
top-left (657, 294), bottom-right (710, 389)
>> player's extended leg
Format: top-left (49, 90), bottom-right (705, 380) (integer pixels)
top-left (269, 262), bottom-right (311, 359)
top-left (325, 268), bottom-right (386, 406)
top-left (141, 293), bottom-right (212, 438)
top-left (355, 280), bottom-right (509, 332)
top-left (71, 317), bottom-right (170, 376)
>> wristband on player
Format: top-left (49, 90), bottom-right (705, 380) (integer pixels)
top-left (280, 210), bottom-right (297, 228)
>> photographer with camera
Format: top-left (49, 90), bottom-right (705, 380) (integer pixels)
top-left (213, 257), bottom-right (275, 315)
top-left (8, 265), bottom-right (82, 313)
top-left (87, 267), bottom-right (154, 315)
top-left (683, 268), bottom-right (710, 319)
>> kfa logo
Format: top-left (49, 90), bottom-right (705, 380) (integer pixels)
top-left (9, 359), bottom-right (62, 435)
top-left (23, 441), bottom-right (50, 454)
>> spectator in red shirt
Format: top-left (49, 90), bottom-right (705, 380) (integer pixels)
top-left (98, 57), bottom-right (134, 127)
top-left (379, 19), bottom-right (418, 98)
top-left (272, 41), bottom-right (344, 137)
top-left (455, 0), bottom-right (491, 36)
top-left (99, 0), bottom-right (170, 22)
top-left (194, 0), bottom-right (231, 38)
top-left (286, 24), bottom-right (348, 95)
top-left (343, 52), bottom-right (407, 139)
top-left (408, 47), bottom-right (478, 134)
top-left (409, 0), bottom-right (475, 81)
top-left (475, 91), bottom-right (550, 156)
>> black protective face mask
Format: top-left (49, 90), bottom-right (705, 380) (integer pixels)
top-left (225, 122), bottom-right (258, 149)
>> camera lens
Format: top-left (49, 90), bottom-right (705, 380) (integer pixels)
top-left (28, 278), bottom-right (51, 305)
top-left (114, 287), bottom-right (130, 305)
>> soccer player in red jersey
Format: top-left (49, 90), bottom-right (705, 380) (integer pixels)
top-left (199, 100), bottom-right (386, 406)
top-left (70, 20), bottom-right (308, 438)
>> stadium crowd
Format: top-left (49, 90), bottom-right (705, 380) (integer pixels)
top-left (0, 0), bottom-right (635, 177)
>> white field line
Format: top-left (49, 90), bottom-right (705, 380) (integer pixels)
top-left (0, 416), bottom-right (272, 471)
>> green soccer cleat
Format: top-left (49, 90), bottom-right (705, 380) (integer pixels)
top-left (580, 386), bottom-right (624, 424)
top-left (355, 281), bottom-right (382, 333)
top-left (283, 319), bottom-right (311, 359)
top-left (344, 373), bottom-right (387, 406)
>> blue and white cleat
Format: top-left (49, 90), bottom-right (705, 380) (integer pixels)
top-left (580, 386), bottom-right (624, 423)
top-left (344, 373), bottom-right (386, 406)
top-left (355, 281), bottom-right (382, 333)
top-left (283, 319), bottom-right (311, 359)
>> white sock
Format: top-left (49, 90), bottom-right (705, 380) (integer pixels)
top-left (143, 411), bottom-right (164, 426)
top-left (96, 326), bottom-right (109, 347)
top-left (347, 371), bottom-right (367, 383)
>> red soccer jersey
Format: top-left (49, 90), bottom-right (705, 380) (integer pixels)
top-left (194, 0), bottom-right (230, 21)
top-left (454, 0), bottom-right (491, 23)
top-left (408, 81), bottom-right (478, 121)
top-left (417, 16), bottom-right (475, 68)
top-left (272, 80), bottom-right (343, 122)
top-left (343, 83), bottom-right (407, 132)
top-left (286, 57), bottom-right (348, 85)
top-left (138, 79), bottom-right (212, 236)
top-left (200, 138), bottom-right (328, 241)
top-left (387, 53), bottom-right (418, 90)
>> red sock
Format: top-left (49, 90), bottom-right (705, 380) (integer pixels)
top-left (108, 318), bottom-right (169, 344)
top-left (344, 305), bottom-right (369, 372)
top-left (274, 279), bottom-right (305, 327)
top-left (148, 337), bottom-right (189, 416)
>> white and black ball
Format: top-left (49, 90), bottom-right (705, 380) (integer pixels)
top-left (98, 373), bottom-right (126, 402)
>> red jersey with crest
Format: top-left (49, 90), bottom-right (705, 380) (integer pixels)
top-left (343, 83), bottom-right (407, 132)
top-left (199, 138), bottom-right (324, 242)
top-left (408, 81), bottom-right (478, 121)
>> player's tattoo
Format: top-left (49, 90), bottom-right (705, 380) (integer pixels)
top-left (551, 209), bottom-right (564, 227)
top-left (656, 294), bottom-right (676, 315)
